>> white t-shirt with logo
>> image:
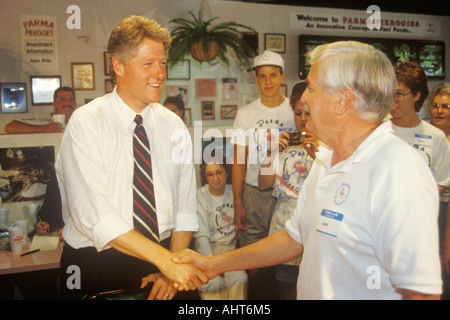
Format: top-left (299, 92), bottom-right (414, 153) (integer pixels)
top-left (391, 119), bottom-right (450, 188)
top-left (230, 97), bottom-right (295, 187)
top-left (195, 184), bottom-right (236, 256)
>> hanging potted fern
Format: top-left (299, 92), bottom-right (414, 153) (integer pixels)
top-left (168, 11), bottom-right (256, 68)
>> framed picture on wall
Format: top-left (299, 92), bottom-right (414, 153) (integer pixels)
top-left (166, 85), bottom-right (189, 104)
top-left (71, 62), bottom-right (95, 90)
top-left (221, 105), bottom-right (237, 120)
top-left (105, 79), bottom-right (114, 93)
top-left (103, 52), bottom-right (113, 76)
top-left (167, 60), bottom-right (190, 80)
top-left (222, 78), bottom-right (238, 100)
top-left (30, 75), bottom-right (61, 105)
top-left (0, 82), bottom-right (27, 114)
top-left (184, 108), bottom-right (192, 127)
top-left (265, 33), bottom-right (286, 53)
top-left (201, 101), bottom-right (215, 120)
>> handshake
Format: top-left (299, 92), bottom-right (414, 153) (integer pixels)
top-left (140, 248), bottom-right (217, 300)
top-left (140, 230), bottom-right (303, 300)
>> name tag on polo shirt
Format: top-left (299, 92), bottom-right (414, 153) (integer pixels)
top-left (316, 209), bottom-right (344, 238)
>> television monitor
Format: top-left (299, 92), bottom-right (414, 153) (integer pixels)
top-left (0, 82), bottom-right (27, 114)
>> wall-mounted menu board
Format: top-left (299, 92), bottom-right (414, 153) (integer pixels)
top-left (298, 35), bottom-right (445, 80)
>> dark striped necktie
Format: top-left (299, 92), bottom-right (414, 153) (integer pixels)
top-left (132, 114), bottom-right (159, 243)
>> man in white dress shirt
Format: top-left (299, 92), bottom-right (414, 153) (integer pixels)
top-left (56, 15), bottom-right (206, 300)
top-left (175, 41), bottom-right (443, 300)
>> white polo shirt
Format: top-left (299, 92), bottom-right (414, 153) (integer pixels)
top-left (286, 121), bottom-right (442, 299)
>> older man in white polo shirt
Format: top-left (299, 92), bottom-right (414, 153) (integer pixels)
top-left (176, 41), bottom-right (443, 300)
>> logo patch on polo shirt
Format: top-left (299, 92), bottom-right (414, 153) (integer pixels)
top-left (334, 182), bottom-right (351, 205)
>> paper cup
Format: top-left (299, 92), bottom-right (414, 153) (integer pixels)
top-left (13, 219), bottom-right (29, 243)
top-left (9, 226), bottom-right (25, 252)
top-left (52, 114), bottom-right (66, 127)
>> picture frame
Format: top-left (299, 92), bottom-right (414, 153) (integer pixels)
top-left (221, 105), bottom-right (237, 120)
top-left (105, 79), bottom-right (114, 93)
top-left (184, 108), bottom-right (192, 127)
top-left (166, 85), bottom-right (189, 104)
top-left (103, 52), bottom-right (113, 76)
top-left (30, 75), bottom-right (61, 105)
top-left (0, 82), bottom-right (27, 114)
top-left (222, 78), bottom-right (238, 100)
top-left (265, 33), bottom-right (286, 53)
top-left (167, 60), bottom-right (190, 80)
top-left (71, 62), bottom-right (95, 90)
top-left (201, 101), bottom-right (215, 120)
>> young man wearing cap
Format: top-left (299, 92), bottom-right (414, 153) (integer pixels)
top-left (230, 50), bottom-right (295, 299)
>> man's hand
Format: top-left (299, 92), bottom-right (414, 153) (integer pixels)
top-left (35, 221), bottom-right (51, 235)
top-left (157, 248), bottom-right (209, 291)
top-left (233, 201), bottom-right (247, 231)
top-left (141, 273), bottom-right (177, 300)
top-left (173, 250), bottom-right (219, 281)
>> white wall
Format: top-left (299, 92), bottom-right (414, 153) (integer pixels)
top-left (0, 0), bottom-right (448, 133)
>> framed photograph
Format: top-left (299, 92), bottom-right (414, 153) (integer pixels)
top-left (195, 79), bottom-right (216, 97)
top-left (30, 75), bottom-right (61, 105)
top-left (167, 60), bottom-right (190, 80)
top-left (71, 62), bottom-right (95, 90)
top-left (103, 52), bottom-right (113, 76)
top-left (0, 146), bottom-right (55, 202)
top-left (201, 101), bottom-right (215, 120)
top-left (166, 85), bottom-right (188, 104)
top-left (222, 78), bottom-right (238, 100)
top-left (184, 108), bottom-right (192, 127)
top-left (221, 105), bottom-right (237, 120)
top-left (265, 33), bottom-right (286, 53)
top-left (0, 82), bottom-right (27, 114)
top-left (105, 79), bottom-right (114, 93)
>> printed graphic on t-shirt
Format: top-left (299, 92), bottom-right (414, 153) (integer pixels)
top-left (274, 147), bottom-right (313, 198)
top-left (412, 133), bottom-right (432, 166)
top-left (214, 201), bottom-right (234, 237)
top-left (251, 127), bottom-right (292, 165)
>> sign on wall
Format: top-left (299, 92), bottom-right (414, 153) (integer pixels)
top-left (289, 9), bottom-right (440, 38)
top-left (20, 15), bottom-right (59, 73)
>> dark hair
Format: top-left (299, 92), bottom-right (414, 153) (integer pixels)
top-left (53, 86), bottom-right (75, 101)
top-left (395, 61), bottom-right (429, 112)
top-left (200, 157), bottom-right (232, 186)
top-left (163, 96), bottom-right (185, 118)
top-left (289, 81), bottom-right (307, 111)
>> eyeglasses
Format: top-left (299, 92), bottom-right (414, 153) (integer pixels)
top-left (430, 103), bottom-right (450, 110)
top-left (395, 91), bottom-right (413, 102)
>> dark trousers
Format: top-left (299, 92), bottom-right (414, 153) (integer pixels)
top-left (59, 238), bottom-right (199, 300)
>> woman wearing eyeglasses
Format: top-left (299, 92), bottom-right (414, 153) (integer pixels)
top-left (390, 61), bottom-right (449, 198)
top-left (428, 83), bottom-right (450, 142)
top-left (428, 82), bottom-right (450, 300)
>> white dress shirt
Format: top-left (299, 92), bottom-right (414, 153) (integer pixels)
top-left (55, 88), bottom-right (198, 251)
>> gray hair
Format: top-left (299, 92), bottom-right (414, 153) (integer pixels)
top-left (427, 82), bottom-right (450, 107)
top-left (306, 41), bottom-right (396, 122)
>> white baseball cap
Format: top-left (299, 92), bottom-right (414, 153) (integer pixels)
top-left (252, 50), bottom-right (284, 71)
